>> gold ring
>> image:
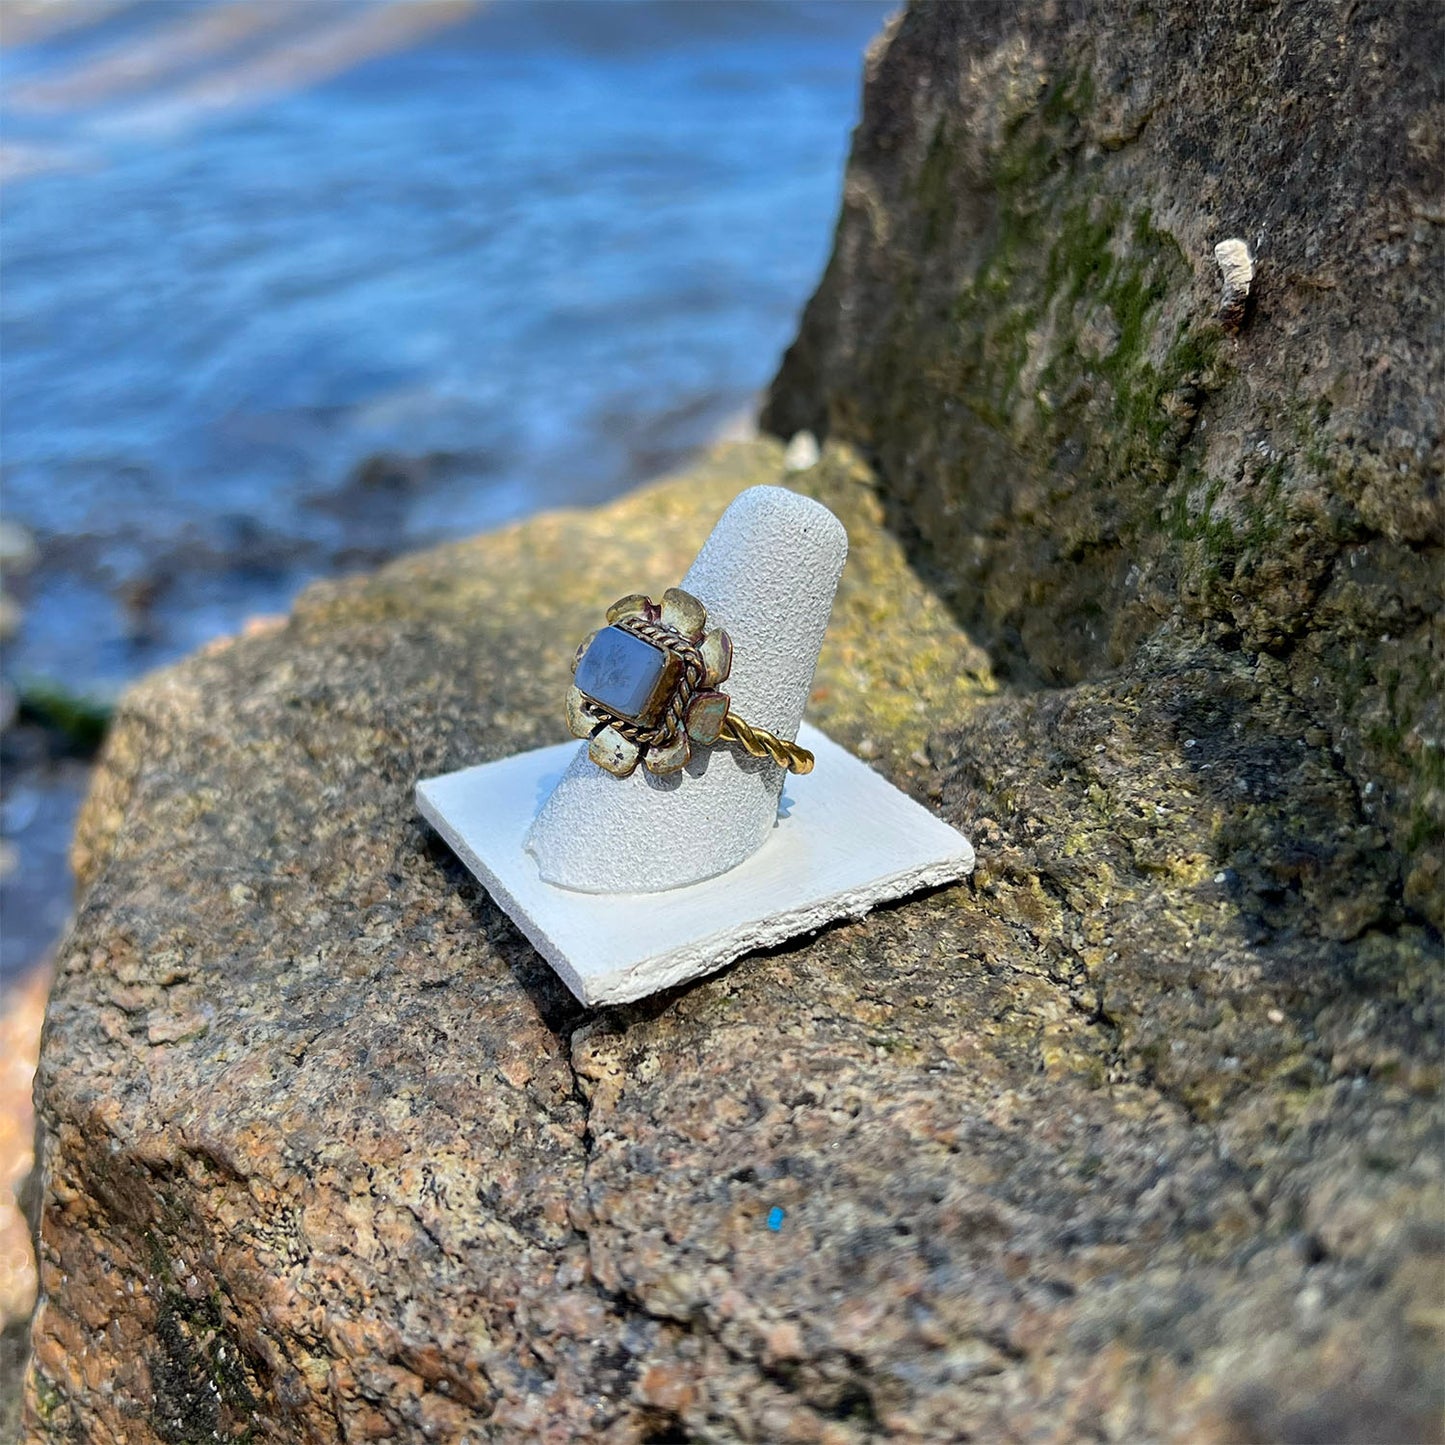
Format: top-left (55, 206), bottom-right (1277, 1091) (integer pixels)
top-left (566, 588), bottom-right (814, 779)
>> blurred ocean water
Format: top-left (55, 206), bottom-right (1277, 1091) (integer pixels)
top-left (0, 0), bottom-right (889, 978)
top-left (0, 0), bottom-right (889, 692)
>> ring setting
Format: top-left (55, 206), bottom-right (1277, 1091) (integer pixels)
top-left (566, 588), bottom-right (814, 778)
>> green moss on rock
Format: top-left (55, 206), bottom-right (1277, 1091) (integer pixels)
top-left (17, 679), bottom-right (113, 755)
top-left (765, 0), bottom-right (1443, 930)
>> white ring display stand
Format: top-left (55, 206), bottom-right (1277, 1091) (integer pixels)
top-left (416, 484), bottom-right (975, 1007)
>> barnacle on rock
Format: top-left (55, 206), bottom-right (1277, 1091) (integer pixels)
top-left (1214, 237), bottom-right (1254, 332)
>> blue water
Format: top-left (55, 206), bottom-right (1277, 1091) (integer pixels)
top-left (0, 0), bottom-right (889, 981)
top-left (1, 0), bottom-right (888, 692)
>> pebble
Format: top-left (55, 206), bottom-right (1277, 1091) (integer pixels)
top-left (0, 520), bottom-right (36, 573)
top-left (783, 430), bottom-right (820, 471)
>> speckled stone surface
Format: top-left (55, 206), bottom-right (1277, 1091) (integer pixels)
top-left (22, 439), bottom-right (1443, 1443)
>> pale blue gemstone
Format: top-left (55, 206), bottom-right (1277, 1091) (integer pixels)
top-left (574, 626), bottom-right (669, 721)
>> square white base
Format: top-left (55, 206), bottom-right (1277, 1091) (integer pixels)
top-left (416, 724), bottom-right (974, 1007)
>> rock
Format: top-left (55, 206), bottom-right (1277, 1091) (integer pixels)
top-left (14, 682), bottom-right (112, 757)
top-left (1, 962), bottom-right (49, 1445)
top-left (23, 2), bottom-right (1445, 1440)
top-left (0, 590), bottom-right (20, 644)
top-left (22, 438), bottom-right (1443, 1443)
top-left (783, 429), bottom-right (821, 472)
top-left (0, 519), bottom-right (37, 575)
top-left (763, 0), bottom-right (1443, 933)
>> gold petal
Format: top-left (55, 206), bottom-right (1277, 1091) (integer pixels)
top-left (606, 594), bottom-right (653, 624)
top-left (684, 690), bottom-right (730, 745)
top-left (700, 628), bottom-right (732, 687)
top-left (571, 629), bottom-right (599, 676)
top-left (645, 733), bottom-right (691, 775)
top-left (589, 725), bottom-right (641, 777)
top-left (566, 686), bottom-right (598, 740)
top-left (660, 587), bottom-right (707, 639)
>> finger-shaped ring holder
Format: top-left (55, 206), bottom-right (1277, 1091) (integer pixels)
top-left (525, 486), bottom-right (843, 893)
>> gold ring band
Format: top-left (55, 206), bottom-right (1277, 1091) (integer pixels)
top-left (717, 714), bottom-right (814, 774)
top-left (565, 587), bottom-right (814, 779)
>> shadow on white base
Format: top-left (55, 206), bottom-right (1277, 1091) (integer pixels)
top-left (416, 724), bottom-right (974, 1007)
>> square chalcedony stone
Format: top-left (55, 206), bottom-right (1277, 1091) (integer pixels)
top-left (574, 625), bottom-right (682, 726)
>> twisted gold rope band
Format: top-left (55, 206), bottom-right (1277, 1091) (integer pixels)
top-left (718, 713), bottom-right (814, 774)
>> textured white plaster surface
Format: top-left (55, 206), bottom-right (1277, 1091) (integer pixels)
top-left (417, 724), bottom-right (975, 1007)
top-left (524, 486), bottom-right (848, 892)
